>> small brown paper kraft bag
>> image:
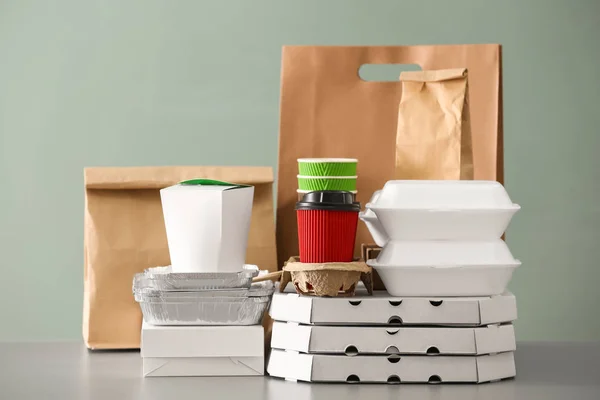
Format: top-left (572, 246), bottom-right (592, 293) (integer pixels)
top-left (83, 166), bottom-right (277, 349)
top-left (396, 68), bottom-right (473, 180)
top-left (276, 45), bottom-right (503, 287)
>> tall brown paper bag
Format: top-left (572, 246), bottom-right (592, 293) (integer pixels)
top-left (276, 45), bottom-right (503, 281)
top-left (396, 68), bottom-right (473, 180)
top-left (83, 166), bottom-right (278, 349)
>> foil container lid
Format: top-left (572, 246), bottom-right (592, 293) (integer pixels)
top-left (134, 282), bottom-right (274, 301)
top-left (145, 264), bottom-right (259, 279)
top-left (133, 264), bottom-right (260, 292)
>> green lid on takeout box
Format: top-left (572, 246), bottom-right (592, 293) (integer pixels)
top-left (179, 179), bottom-right (252, 189)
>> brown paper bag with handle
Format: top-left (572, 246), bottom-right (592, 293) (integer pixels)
top-left (276, 45), bottom-right (503, 282)
top-left (83, 166), bottom-right (277, 349)
top-left (396, 68), bottom-right (473, 180)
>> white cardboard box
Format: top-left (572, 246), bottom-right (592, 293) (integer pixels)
top-left (141, 323), bottom-right (264, 377)
top-left (269, 291), bottom-right (517, 326)
top-left (267, 349), bottom-right (516, 383)
top-left (271, 322), bottom-right (516, 355)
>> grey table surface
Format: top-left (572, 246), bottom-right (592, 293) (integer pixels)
top-left (1, 342), bottom-right (599, 400)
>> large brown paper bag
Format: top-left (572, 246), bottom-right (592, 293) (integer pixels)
top-left (83, 166), bottom-right (277, 349)
top-left (396, 68), bottom-right (473, 180)
top-left (276, 45), bottom-right (503, 277)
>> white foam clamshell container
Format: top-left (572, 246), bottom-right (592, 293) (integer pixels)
top-left (361, 180), bottom-right (520, 242)
top-left (374, 240), bottom-right (519, 266)
top-left (368, 262), bottom-right (518, 297)
top-left (267, 349), bottom-right (516, 383)
top-left (271, 322), bottom-right (516, 355)
top-left (369, 180), bottom-right (516, 209)
top-left (269, 292), bottom-right (517, 326)
top-left (367, 240), bottom-right (520, 297)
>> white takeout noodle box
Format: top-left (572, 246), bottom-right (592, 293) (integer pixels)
top-left (160, 179), bottom-right (254, 273)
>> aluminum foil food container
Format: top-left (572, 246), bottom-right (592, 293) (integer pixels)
top-left (133, 264), bottom-right (259, 291)
top-left (134, 285), bottom-right (274, 299)
top-left (134, 284), bottom-right (274, 325)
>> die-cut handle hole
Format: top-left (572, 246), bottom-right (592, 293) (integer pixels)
top-left (385, 345), bottom-right (400, 354)
top-left (387, 316), bottom-right (403, 325)
top-left (386, 329), bottom-right (399, 335)
top-left (349, 300), bottom-right (362, 306)
top-left (387, 375), bottom-right (401, 384)
top-left (428, 375), bottom-right (442, 384)
top-left (346, 374), bottom-right (360, 383)
top-left (426, 346), bottom-right (440, 355)
top-left (430, 300), bottom-right (443, 307)
top-left (387, 354), bottom-right (401, 364)
top-left (389, 300), bottom-right (402, 306)
top-left (344, 345), bottom-right (359, 356)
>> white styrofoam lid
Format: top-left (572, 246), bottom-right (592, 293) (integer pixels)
top-left (361, 190), bottom-right (381, 218)
top-left (368, 180), bottom-right (519, 210)
top-left (374, 240), bottom-right (520, 267)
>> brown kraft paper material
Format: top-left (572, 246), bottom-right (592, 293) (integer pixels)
top-left (276, 45), bottom-right (503, 287)
top-left (83, 166), bottom-right (277, 349)
top-left (396, 68), bottom-right (473, 180)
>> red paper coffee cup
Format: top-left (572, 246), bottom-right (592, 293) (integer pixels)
top-left (296, 191), bottom-right (360, 263)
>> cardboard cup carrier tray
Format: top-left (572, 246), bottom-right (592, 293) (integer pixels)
top-left (267, 291), bottom-right (517, 383)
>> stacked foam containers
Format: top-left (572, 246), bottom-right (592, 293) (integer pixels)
top-left (362, 181), bottom-right (521, 298)
top-left (267, 180), bottom-right (520, 384)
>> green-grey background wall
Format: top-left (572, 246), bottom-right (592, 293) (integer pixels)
top-left (1, 0), bottom-right (599, 342)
